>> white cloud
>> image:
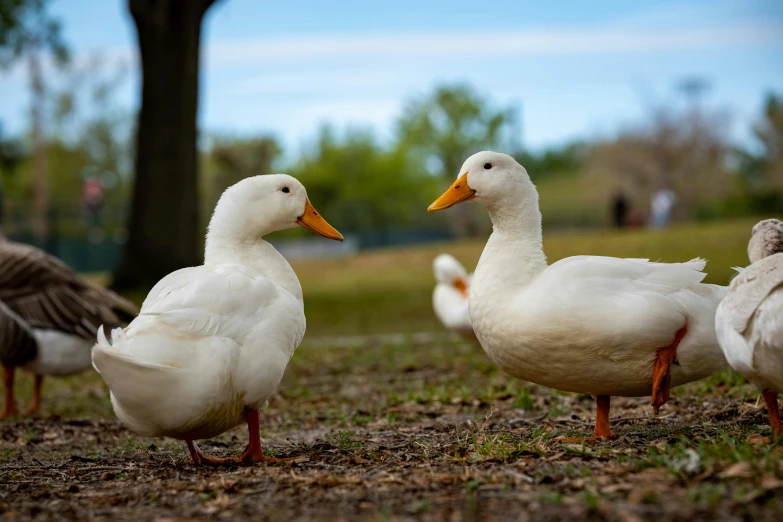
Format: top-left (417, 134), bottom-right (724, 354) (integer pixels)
top-left (231, 68), bottom-right (399, 96)
top-left (205, 22), bottom-right (783, 67)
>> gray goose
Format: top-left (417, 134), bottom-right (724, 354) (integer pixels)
top-left (0, 234), bottom-right (138, 418)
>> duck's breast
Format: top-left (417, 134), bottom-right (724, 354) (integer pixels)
top-left (471, 260), bottom-right (725, 396)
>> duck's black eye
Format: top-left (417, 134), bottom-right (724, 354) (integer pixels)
top-left (484, 163), bottom-right (492, 170)
top-left (281, 187), bottom-right (290, 193)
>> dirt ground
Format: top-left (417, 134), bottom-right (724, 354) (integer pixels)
top-left (1, 337), bottom-right (782, 521)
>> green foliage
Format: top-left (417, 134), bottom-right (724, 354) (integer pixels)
top-left (2, 57), bottom-right (132, 236)
top-left (514, 142), bottom-right (585, 180)
top-left (289, 126), bottom-right (440, 235)
top-left (397, 84), bottom-right (510, 178)
top-left (201, 135), bottom-right (282, 223)
top-left (0, 0), bottom-right (68, 67)
top-left (707, 91), bottom-right (783, 220)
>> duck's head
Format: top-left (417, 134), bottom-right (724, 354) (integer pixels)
top-left (748, 218), bottom-right (783, 263)
top-left (209, 174), bottom-right (343, 242)
top-left (433, 254), bottom-right (467, 284)
top-left (428, 151), bottom-right (532, 212)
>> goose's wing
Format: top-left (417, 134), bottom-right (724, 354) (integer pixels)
top-left (720, 254), bottom-right (783, 335)
top-left (0, 300), bottom-right (38, 367)
top-left (0, 240), bottom-right (138, 339)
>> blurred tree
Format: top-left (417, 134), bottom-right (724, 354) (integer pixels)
top-left (201, 136), bottom-right (281, 225)
top-left (0, 0), bottom-right (68, 245)
top-left (584, 105), bottom-right (733, 223)
top-left (514, 142), bottom-right (584, 180)
top-left (398, 84), bottom-right (510, 179)
top-left (112, 0), bottom-right (223, 291)
top-left (2, 56), bottom-right (133, 237)
top-left (290, 127), bottom-right (437, 238)
top-left (0, 124), bottom-right (25, 226)
top-left (398, 84), bottom-right (509, 235)
top-left (749, 92), bottom-right (783, 190)
top-left (721, 92), bottom-right (783, 218)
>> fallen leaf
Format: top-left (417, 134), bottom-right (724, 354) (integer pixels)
top-left (718, 462), bottom-right (752, 479)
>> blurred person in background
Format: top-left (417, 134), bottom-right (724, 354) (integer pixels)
top-left (82, 176), bottom-right (104, 228)
top-left (650, 188), bottom-right (677, 229)
top-left (611, 191), bottom-right (629, 228)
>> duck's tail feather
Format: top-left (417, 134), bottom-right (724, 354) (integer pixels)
top-left (92, 326), bottom-right (183, 415)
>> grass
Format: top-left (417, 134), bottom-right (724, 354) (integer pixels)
top-left (4, 217), bottom-right (779, 521)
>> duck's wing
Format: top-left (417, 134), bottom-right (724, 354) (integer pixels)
top-left (716, 255), bottom-right (783, 387)
top-left (720, 254), bottom-right (783, 335)
top-left (524, 256), bottom-right (714, 350)
top-left (0, 240), bottom-right (138, 339)
top-left (539, 255), bottom-right (708, 297)
top-left (0, 300), bottom-right (38, 367)
top-left (137, 264), bottom-right (288, 340)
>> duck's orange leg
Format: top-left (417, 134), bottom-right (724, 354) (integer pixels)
top-left (762, 390), bottom-right (782, 437)
top-left (185, 407), bottom-right (292, 466)
top-left (593, 395), bottom-right (615, 438)
top-left (651, 326), bottom-right (687, 414)
top-left (1, 367), bottom-right (16, 419)
top-left (21, 375), bottom-right (43, 416)
top-left (552, 395), bottom-right (615, 442)
top-left (237, 407), bottom-right (293, 463)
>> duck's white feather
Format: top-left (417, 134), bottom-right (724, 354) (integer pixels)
top-left (433, 285), bottom-right (472, 334)
top-left (432, 254), bottom-right (472, 335)
top-left (442, 151), bottom-right (727, 401)
top-left (473, 255), bottom-right (726, 397)
top-left (93, 263), bottom-right (304, 440)
top-left (716, 253), bottom-right (783, 393)
top-left (91, 174), bottom-right (321, 443)
top-left (25, 330), bottom-right (93, 376)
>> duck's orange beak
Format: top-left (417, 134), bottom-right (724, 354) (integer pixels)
top-left (428, 172), bottom-right (475, 212)
top-left (297, 199), bottom-right (344, 241)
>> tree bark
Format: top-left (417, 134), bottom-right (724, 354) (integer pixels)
top-left (112, 0), bottom-right (220, 291)
top-left (29, 50), bottom-right (50, 246)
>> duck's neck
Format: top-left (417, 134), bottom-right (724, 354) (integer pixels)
top-left (472, 188), bottom-right (548, 300)
top-left (205, 234), bottom-right (303, 304)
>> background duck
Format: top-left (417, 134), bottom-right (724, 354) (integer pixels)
top-left (92, 174), bottom-right (343, 465)
top-left (432, 253), bottom-right (475, 341)
top-left (716, 218), bottom-right (783, 437)
top-left (0, 235), bottom-right (137, 419)
top-left (428, 151), bottom-right (727, 439)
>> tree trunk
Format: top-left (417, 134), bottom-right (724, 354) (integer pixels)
top-left (112, 0), bottom-right (220, 291)
top-left (29, 51), bottom-right (49, 246)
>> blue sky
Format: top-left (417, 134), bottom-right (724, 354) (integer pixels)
top-left (1, 0), bottom-right (782, 155)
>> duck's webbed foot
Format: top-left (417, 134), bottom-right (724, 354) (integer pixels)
top-left (186, 440), bottom-right (235, 466)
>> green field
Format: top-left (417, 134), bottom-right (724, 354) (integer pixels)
top-left (293, 218), bottom-right (756, 338)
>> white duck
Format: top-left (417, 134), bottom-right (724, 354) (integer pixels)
top-left (428, 151), bottom-right (727, 439)
top-left (715, 218), bottom-right (783, 437)
top-left (432, 254), bottom-right (475, 340)
top-left (92, 174), bottom-right (343, 465)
